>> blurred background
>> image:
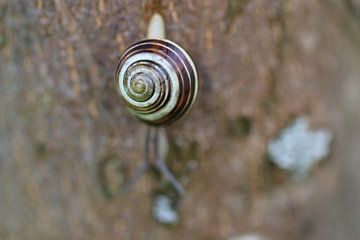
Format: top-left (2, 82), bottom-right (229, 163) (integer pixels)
top-left (0, 0), bottom-right (360, 239)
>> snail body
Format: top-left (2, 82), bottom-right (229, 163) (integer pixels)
top-left (115, 39), bottom-right (198, 125)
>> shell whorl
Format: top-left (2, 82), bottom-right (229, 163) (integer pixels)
top-left (115, 39), bottom-right (198, 126)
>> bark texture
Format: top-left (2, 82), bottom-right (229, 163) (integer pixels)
top-left (0, 0), bottom-right (360, 239)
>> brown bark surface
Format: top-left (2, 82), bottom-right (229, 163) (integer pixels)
top-left (1, 0), bottom-right (360, 239)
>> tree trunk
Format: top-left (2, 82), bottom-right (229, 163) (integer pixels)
top-left (1, 0), bottom-right (360, 239)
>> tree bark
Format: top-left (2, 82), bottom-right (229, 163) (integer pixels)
top-left (1, 0), bottom-right (360, 239)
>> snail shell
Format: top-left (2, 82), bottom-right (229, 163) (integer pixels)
top-left (115, 39), bottom-right (199, 125)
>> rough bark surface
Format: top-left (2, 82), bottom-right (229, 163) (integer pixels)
top-left (0, 0), bottom-right (360, 239)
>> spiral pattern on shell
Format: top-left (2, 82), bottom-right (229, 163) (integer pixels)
top-left (115, 39), bottom-right (199, 125)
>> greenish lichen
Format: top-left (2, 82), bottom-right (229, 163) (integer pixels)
top-left (0, 34), bottom-right (6, 50)
top-left (97, 156), bottom-right (124, 199)
top-left (224, 0), bottom-right (251, 32)
top-left (228, 116), bottom-right (252, 138)
top-left (34, 142), bottom-right (48, 161)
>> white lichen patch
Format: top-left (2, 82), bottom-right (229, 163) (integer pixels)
top-left (228, 234), bottom-right (267, 240)
top-left (152, 195), bottom-right (178, 224)
top-left (267, 117), bottom-right (333, 178)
